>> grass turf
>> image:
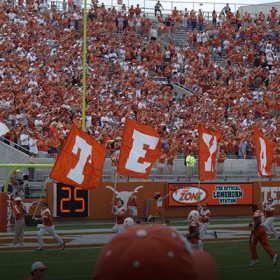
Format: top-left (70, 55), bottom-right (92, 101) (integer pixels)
top-left (21, 219), bottom-right (251, 232)
top-left (1, 240), bottom-right (279, 280)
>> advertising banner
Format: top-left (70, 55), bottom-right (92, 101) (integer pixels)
top-left (168, 183), bottom-right (253, 206)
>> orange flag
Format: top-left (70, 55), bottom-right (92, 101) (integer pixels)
top-left (50, 125), bottom-right (106, 189)
top-left (198, 124), bottom-right (222, 180)
top-left (253, 126), bottom-right (276, 177)
top-left (117, 118), bottom-right (162, 179)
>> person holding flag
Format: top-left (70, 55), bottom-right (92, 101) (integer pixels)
top-left (187, 210), bottom-right (203, 251)
top-left (33, 202), bottom-right (65, 251)
top-left (154, 192), bottom-right (169, 224)
top-left (199, 203), bottom-right (217, 239)
top-left (262, 198), bottom-right (280, 241)
top-left (249, 204), bottom-right (278, 266)
top-left (112, 199), bottom-right (126, 234)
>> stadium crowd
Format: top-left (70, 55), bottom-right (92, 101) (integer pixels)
top-left (0, 0), bottom-right (279, 164)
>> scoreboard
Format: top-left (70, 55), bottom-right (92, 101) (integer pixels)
top-left (52, 183), bottom-right (89, 218)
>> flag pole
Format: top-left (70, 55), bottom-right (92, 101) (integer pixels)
top-left (111, 172), bottom-right (118, 211)
top-left (32, 179), bottom-right (48, 219)
top-left (197, 149), bottom-right (201, 211)
top-left (258, 173), bottom-right (264, 209)
top-left (197, 179), bottom-right (201, 211)
top-left (81, 0), bottom-right (88, 132)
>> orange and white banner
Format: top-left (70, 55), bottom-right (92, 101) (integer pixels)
top-left (117, 118), bottom-right (162, 179)
top-left (50, 125), bottom-right (106, 189)
top-left (198, 125), bottom-right (222, 180)
top-left (253, 126), bottom-right (276, 177)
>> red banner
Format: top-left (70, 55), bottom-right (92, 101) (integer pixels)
top-left (117, 118), bottom-right (162, 179)
top-left (168, 183), bottom-right (253, 206)
top-left (198, 125), bottom-right (222, 180)
top-left (253, 126), bottom-right (276, 177)
top-left (50, 125), bottom-right (106, 189)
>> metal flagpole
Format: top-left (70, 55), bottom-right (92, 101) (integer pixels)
top-left (32, 178), bottom-right (49, 219)
top-left (111, 173), bottom-right (119, 212)
top-left (197, 179), bottom-right (201, 211)
top-left (258, 173), bottom-right (264, 211)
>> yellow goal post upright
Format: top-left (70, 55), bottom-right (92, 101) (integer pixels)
top-left (0, 163), bottom-right (53, 193)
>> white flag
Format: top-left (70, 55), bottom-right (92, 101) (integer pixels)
top-left (0, 122), bottom-right (9, 137)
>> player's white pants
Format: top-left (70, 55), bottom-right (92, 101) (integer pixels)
top-left (264, 217), bottom-right (279, 237)
top-left (191, 240), bottom-right (203, 251)
top-left (112, 223), bottom-right (125, 234)
top-left (128, 206), bottom-right (138, 217)
top-left (200, 222), bottom-right (215, 237)
top-left (38, 225), bottom-right (63, 248)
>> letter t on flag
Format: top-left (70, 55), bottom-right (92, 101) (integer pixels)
top-left (117, 118), bottom-right (162, 179)
top-left (49, 125), bottom-right (106, 189)
top-left (253, 125), bottom-right (276, 178)
top-left (198, 124), bottom-right (222, 180)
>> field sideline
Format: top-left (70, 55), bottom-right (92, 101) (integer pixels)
top-left (0, 218), bottom-right (280, 280)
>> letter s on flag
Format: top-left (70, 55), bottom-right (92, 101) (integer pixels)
top-left (253, 125), bottom-right (276, 178)
top-left (117, 118), bottom-right (162, 179)
top-left (49, 125), bottom-right (106, 189)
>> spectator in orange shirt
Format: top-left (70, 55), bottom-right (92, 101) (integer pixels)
top-left (134, 4), bottom-right (141, 16)
top-left (48, 133), bottom-right (60, 157)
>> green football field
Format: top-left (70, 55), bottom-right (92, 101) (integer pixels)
top-left (0, 220), bottom-right (280, 280)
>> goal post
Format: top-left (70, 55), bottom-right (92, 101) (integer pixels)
top-left (0, 164), bottom-right (53, 192)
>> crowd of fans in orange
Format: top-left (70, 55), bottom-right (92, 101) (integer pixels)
top-left (0, 0), bottom-right (279, 166)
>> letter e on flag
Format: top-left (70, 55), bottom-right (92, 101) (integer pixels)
top-left (117, 118), bottom-right (162, 179)
top-left (50, 125), bottom-right (106, 189)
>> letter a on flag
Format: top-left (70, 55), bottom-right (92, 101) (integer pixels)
top-left (198, 124), bottom-right (222, 180)
top-left (50, 125), bottom-right (106, 189)
top-left (253, 125), bottom-right (276, 177)
top-left (117, 118), bottom-right (162, 179)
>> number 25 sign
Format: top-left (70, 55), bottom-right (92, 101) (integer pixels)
top-left (50, 125), bottom-right (106, 190)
